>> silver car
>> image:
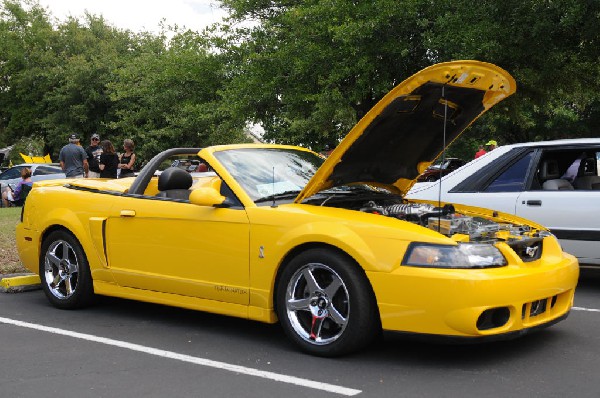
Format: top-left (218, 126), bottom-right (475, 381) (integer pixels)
top-left (0, 163), bottom-right (65, 195)
top-left (407, 138), bottom-right (600, 267)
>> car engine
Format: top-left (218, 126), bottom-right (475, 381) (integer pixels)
top-left (313, 193), bottom-right (547, 244)
top-left (360, 200), bottom-right (523, 241)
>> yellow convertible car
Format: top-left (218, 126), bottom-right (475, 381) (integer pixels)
top-left (16, 61), bottom-right (578, 356)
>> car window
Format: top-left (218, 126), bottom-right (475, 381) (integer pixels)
top-left (0, 167), bottom-right (24, 180)
top-left (535, 148), bottom-right (600, 189)
top-left (32, 165), bottom-right (63, 176)
top-left (483, 151), bottom-right (534, 192)
top-left (214, 148), bottom-right (324, 202)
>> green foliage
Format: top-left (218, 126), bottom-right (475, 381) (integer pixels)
top-left (0, 0), bottom-right (55, 146)
top-left (217, 0), bottom-right (435, 149)
top-left (7, 136), bottom-right (45, 165)
top-left (424, 0), bottom-right (600, 149)
top-left (0, 1), bottom-right (248, 165)
top-left (107, 30), bottom-right (248, 162)
top-left (1, 0), bottom-right (599, 166)
top-left (219, 0), bottom-right (600, 154)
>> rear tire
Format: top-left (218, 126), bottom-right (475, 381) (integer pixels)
top-left (276, 248), bottom-right (380, 356)
top-left (39, 230), bottom-right (94, 309)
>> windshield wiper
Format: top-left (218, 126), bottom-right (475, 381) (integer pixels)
top-left (254, 190), bottom-right (302, 203)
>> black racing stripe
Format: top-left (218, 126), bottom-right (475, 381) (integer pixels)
top-left (551, 229), bottom-right (600, 242)
top-left (102, 219), bottom-right (107, 260)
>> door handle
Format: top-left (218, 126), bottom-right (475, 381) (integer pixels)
top-left (524, 200), bottom-right (542, 206)
top-left (120, 210), bottom-right (136, 217)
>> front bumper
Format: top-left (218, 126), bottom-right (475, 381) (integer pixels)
top-left (367, 243), bottom-right (578, 338)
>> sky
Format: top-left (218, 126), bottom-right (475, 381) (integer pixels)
top-left (36, 0), bottom-right (229, 34)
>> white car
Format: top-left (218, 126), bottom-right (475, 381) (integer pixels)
top-left (407, 138), bottom-right (600, 266)
top-left (0, 163), bottom-right (65, 192)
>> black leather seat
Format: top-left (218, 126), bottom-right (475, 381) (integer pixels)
top-left (155, 167), bottom-right (193, 200)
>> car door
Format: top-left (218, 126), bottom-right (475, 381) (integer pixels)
top-left (515, 189), bottom-right (600, 264)
top-left (515, 148), bottom-right (600, 265)
top-left (104, 194), bottom-right (251, 305)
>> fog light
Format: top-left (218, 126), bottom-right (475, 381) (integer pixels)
top-left (477, 307), bottom-right (510, 330)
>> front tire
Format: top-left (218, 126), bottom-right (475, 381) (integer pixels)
top-left (276, 248), bottom-right (380, 356)
top-left (40, 230), bottom-right (94, 309)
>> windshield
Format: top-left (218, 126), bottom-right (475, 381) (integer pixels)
top-left (214, 148), bottom-right (324, 202)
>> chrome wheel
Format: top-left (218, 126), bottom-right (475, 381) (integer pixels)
top-left (277, 248), bottom-right (380, 356)
top-left (43, 239), bottom-right (80, 300)
top-left (285, 263), bottom-right (349, 345)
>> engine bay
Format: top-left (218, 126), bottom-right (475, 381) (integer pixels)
top-left (361, 200), bottom-right (537, 242)
top-left (312, 193), bottom-right (548, 244)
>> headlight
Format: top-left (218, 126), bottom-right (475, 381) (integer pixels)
top-left (404, 243), bottom-right (507, 269)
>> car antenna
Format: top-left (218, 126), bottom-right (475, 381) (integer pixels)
top-left (271, 166), bottom-right (277, 208)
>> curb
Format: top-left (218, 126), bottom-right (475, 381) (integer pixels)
top-left (0, 273), bottom-right (41, 293)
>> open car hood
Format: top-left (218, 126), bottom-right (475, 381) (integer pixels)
top-left (295, 60), bottom-right (515, 202)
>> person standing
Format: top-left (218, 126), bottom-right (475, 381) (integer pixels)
top-left (85, 133), bottom-right (103, 178)
top-left (486, 140), bottom-right (497, 151)
top-left (118, 139), bottom-right (136, 178)
top-left (474, 144), bottom-right (487, 158)
top-left (98, 140), bottom-right (119, 179)
top-left (59, 134), bottom-right (89, 178)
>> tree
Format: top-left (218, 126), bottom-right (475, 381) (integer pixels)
top-left (39, 14), bottom-right (138, 155)
top-left (0, 0), bottom-right (55, 148)
top-left (218, 0), bottom-right (436, 149)
top-left (425, 0), bottom-right (600, 158)
top-left (7, 135), bottom-right (45, 164)
top-left (217, 0), bottom-right (600, 155)
top-left (108, 29), bottom-right (249, 162)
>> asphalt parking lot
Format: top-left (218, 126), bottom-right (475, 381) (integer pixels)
top-left (2, 269), bottom-right (600, 398)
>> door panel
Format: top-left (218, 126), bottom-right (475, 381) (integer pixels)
top-left (516, 191), bottom-right (600, 263)
top-left (105, 196), bottom-right (250, 305)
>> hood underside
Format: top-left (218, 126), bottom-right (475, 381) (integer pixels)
top-left (296, 61), bottom-right (516, 202)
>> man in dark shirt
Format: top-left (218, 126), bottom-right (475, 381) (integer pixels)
top-left (86, 133), bottom-right (103, 178)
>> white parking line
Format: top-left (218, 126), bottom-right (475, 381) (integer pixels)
top-left (573, 306), bottom-right (600, 313)
top-left (0, 316), bottom-right (361, 396)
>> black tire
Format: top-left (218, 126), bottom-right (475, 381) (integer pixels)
top-left (39, 230), bottom-right (94, 309)
top-left (276, 248), bottom-right (380, 356)
top-left (426, 175), bottom-right (439, 182)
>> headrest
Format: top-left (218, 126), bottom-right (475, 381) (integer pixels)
top-left (539, 159), bottom-right (560, 181)
top-left (579, 158), bottom-right (597, 176)
top-left (158, 167), bottom-right (193, 191)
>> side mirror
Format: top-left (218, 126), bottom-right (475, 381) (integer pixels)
top-left (189, 187), bottom-right (228, 207)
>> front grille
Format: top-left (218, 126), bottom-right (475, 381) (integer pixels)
top-left (507, 237), bottom-right (543, 262)
top-left (522, 295), bottom-right (558, 320)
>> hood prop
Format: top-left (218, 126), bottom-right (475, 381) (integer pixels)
top-left (435, 85), bottom-right (449, 230)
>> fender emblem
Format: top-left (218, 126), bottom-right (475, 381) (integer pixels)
top-left (525, 245), bottom-right (539, 258)
top-left (259, 246), bottom-right (265, 259)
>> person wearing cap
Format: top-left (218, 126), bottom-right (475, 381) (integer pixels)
top-left (59, 134), bottom-right (89, 178)
top-left (486, 140), bottom-right (498, 151)
top-left (86, 133), bottom-right (103, 178)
